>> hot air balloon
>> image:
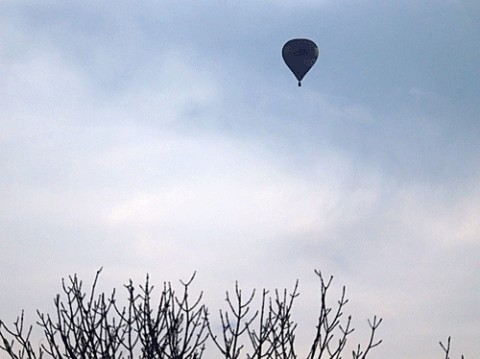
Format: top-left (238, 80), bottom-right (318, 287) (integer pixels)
top-left (282, 38), bottom-right (318, 87)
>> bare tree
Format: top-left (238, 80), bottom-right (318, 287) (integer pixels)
top-left (439, 337), bottom-right (465, 359)
top-left (306, 270), bottom-right (382, 359)
top-left (206, 270), bottom-right (382, 359)
top-left (0, 268), bottom-right (208, 359)
top-left (0, 269), bottom-right (383, 359)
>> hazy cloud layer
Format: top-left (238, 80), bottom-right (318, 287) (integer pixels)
top-left (1, 2), bottom-right (480, 359)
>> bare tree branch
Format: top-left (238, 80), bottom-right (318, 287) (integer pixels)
top-left (440, 337), bottom-right (465, 359)
top-left (0, 268), bottom-right (386, 359)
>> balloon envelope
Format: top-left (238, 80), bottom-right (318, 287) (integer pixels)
top-left (282, 38), bottom-right (318, 86)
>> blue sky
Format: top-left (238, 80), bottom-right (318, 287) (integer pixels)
top-left (1, 1), bottom-right (480, 358)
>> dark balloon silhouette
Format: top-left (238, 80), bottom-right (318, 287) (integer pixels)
top-left (282, 39), bottom-right (319, 87)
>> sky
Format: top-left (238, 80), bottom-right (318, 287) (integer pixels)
top-left (1, 1), bottom-right (480, 358)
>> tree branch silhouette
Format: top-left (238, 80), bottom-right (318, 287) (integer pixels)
top-left (0, 269), bottom-right (386, 359)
